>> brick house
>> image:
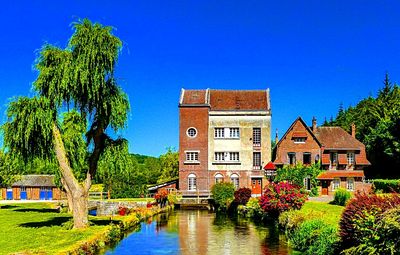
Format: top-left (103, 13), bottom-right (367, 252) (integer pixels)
top-left (1, 175), bottom-right (64, 200)
top-left (273, 117), bottom-right (370, 195)
top-left (179, 89), bottom-right (271, 197)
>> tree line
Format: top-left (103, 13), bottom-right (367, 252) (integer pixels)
top-left (324, 74), bottom-right (400, 178)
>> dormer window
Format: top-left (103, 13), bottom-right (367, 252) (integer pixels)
top-left (293, 138), bottom-right (306, 143)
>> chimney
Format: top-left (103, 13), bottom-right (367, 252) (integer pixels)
top-left (275, 129), bottom-right (279, 144)
top-left (351, 123), bottom-right (356, 138)
top-left (312, 117), bottom-right (317, 132)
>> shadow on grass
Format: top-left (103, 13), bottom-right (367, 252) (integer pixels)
top-left (0, 205), bottom-right (19, 209)
top-left (90, 218), bottom-right (121, 226)
top-left (14, 208), bottom-right (59, 213)
top-left (19, 216), bottom-right (71, 228)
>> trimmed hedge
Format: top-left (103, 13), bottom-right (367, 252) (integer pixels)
top-left (372, 179), bottom-right (400, 193)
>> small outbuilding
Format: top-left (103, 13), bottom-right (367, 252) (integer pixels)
top-left (148, 178), bottom-right (179, 196)
top-left (1, 175), bottom-right (64, 200)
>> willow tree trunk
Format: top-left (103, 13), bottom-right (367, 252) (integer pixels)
top-left (52, 124), bottom-right (90, 228)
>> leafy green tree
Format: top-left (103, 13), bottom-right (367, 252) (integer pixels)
top-left (1, 19), bottom-right (129, 228)
top-left (211, 182), bottom-right (235, 211)
top-left (274, 163), bottom-right (322, 196)
top-left (144, 157), bottom-right (162, 184)
top-left (158, 147), bottom-right (179, 183)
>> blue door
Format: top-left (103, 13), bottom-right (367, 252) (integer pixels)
top-left (40, 187), bottom-right (46, 200)
top-left (47, 188), bottom-right (53, 200)
top-left (6, 189), bottom-right (12, 200)
top-left (20, 187), bottom-right (27, 200)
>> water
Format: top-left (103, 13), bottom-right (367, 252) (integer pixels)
top-left (104, 210), bottom-right (291, 255)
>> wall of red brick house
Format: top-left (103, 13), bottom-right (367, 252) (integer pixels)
top-left (179, 106), bottom-right (209, 193)
top-left (207, 170), bottom-right (267, 190)
top-left (275, 120), bottom-right (320, 165)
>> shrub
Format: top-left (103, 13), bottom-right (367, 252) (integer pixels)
top-left (234, 187), bottom-right (252, 205)
top-left (239, 197), bottom-right (263, 219)
top-left (372, 179), bottom-right (400, 193)
top-left (278, 210), bottom-right (306, 231)
top-left (259, 182), bottom-right (307, 217)
top-left (167, 191), bottom-right (182, 205)
top-left (211, 182), bottom-right (235, 211)
top-left (332, 188), bottom-right (351, 206)
top-left (341, 205), bottom-right (400, 255)
top-left (287, 219), bottom-right (339, 255)
top-left (339, 192), bottom-right (400, 249)
top-left (154, 190), bottom-right (168, 208)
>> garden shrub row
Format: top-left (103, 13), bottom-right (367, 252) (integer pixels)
top-left (372, 179), bottom-right (400, 193)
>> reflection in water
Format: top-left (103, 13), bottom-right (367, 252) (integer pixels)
top-left (104, 210), bottom-right (291, 255)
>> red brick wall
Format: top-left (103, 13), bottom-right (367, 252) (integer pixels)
top-left (179, 107), bottom-right (209, 193)
top-left (275, 120), bottom-right (320, 165)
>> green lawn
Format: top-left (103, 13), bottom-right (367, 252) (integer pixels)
top-left (0, 203), bottom-right (112, 255)
top-left (298, 201), bottom-right (345, 227)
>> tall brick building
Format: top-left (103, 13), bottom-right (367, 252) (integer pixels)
top-left (178, 89), bottom-right (271, 197)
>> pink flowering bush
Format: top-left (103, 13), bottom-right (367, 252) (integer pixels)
top-left (259, 182), bottom-right (307, 217)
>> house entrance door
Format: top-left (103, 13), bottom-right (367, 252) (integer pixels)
top-left (251, 178), bottom-right (262, 196)
top-left (321, 181), bottom-right (329, 195)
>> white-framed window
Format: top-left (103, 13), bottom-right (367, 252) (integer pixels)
top-left (253, 152), bottom-right (261, 169)
top-left (347, 178), bottom-right (355, 191)
top-left (214, 128), bottom-right (240, 139)
top-left (186, 127), bottom-right (197, 138)
top-left (294, 137), bottom-right (306, 143)
top-left (229, 128), bottom-right (240, 138)
top-left (253, 128), bottom-right (261, 146)
top-left (188, 174), bottom-right (197, 191)
top-left (214, 128), bottom-right (225, 138)
top-left (288, 152), bottom-right (296, 165)
top-left (229, 152), bottom-right (240, 161)
top-left (214, 152), bottom-right (240, 162)
top-left (231, 174), bottom-right (239, 189)
top-left (304, 176), bottom-right (311, 191)
top-left (215, 173), bottom-right (224, 184)
top-left (185, 151), bottom-right (199, 162)
top-left (332, 178), bottom-right (340, 191)
top-left (347, 152), bottom-right (355, 165)
top-left (330, 152), bottom-right (338, 165)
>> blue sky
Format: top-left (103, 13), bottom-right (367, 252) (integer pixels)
top-left (0, 1), bottom-right (399, 156)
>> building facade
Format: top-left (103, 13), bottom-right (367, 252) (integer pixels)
top-left (273, 117), bottom-right (371, 195)
top-left (179, 89), bottom-right (271, 197)
top-left (1, 175), bottom-right (64, 200)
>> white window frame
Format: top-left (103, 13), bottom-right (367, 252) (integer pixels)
top-left (253, 128), bottom-right (261, 146)
top-left (188, 174), bottom-right (197, 191)
top-left (332, 178), bottom-right (340, 191)
top-left (214, 152), bottom-right (240, 162)
top-left (347, 152), bottom-right (355, 165)
top-left (253, 152), bottom-right (261, 169)
top-left (215, 173), bottom-right (224, 184)
top-left (231, 174), bottom-right (239, 189)
top-left (303, 176), bottom-right (311, 191)
top-left (186, 127), bottom-right (197, 138)
top-left (293, 137), bottom-right (306, 143)
top-left (229, 128), bottom-right (240, 138)
top-left (347, 178), bottom-right (355, 191)
top-left (214, 128), bottom-right (225, 138)
top-left (330, 152), bottom-right (338, 165)
top-left (185, 151), bottom-right (199, 163)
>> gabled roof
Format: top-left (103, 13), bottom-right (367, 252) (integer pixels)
top-left (314, 126), bottom-right (365, 150)
top-left (264, 161), bottom-right (276, 170)
top-left (275, 117), bottom-right (321, 148)
top-left (179, 89), bottom-right (270, 111)
top-left (12, 175), bottom-right (57, 187)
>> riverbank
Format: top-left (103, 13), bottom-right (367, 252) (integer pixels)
top-left (0, 202), bottom-right (170, 255)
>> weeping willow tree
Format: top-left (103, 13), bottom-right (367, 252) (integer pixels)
top-left (2, 19), bottom-right (129, 228)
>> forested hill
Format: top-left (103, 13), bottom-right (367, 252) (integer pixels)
top-left (131, 153), bottom-right (157, 164)
top-left (324, 74), bottom-right (400, 178)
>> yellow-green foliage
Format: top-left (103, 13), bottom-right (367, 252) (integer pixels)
top-left (89, 184), bottom-right (104, 192)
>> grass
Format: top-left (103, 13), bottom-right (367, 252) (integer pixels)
top-left (298, 201), bottom-right (344, 226)
top-left (0, 202), bottom-right (113, 255)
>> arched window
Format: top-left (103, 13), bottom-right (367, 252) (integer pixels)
top-left (215, 173), bottom-right (224, 184)
top-left (188, 173), bottom-right (197, 191)
top-left (230, 174), bottom-right (239, 189)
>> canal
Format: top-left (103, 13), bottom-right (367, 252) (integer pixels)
top-left (104, 210), bottom-right (291, 255)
